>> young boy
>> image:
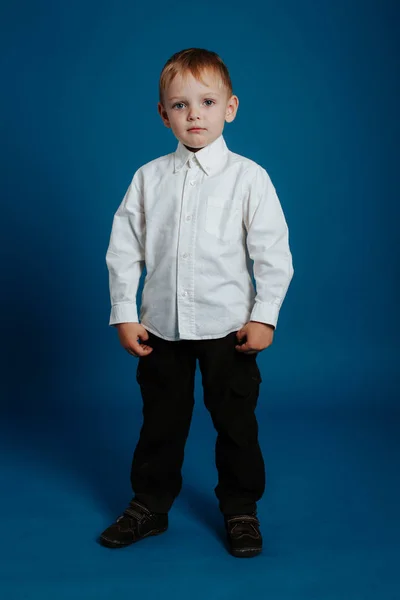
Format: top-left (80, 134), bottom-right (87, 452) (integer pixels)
top-left (100, 48), bottom-right (294, 558)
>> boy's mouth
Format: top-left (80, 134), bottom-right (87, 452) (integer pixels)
top-left (188, 127), bottom-right (206, 132)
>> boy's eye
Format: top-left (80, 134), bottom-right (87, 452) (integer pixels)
top-left (171, 99), bottom-right (215, 109)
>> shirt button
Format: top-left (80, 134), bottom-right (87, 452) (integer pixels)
top-left (189, 180), bottom-right (196, 186)
top-left (181, 290), bottom-right (188, 297)
top-left (185, 215), bottom-right (192, 222)
top-left (182, 253), bottom-right (189, 259)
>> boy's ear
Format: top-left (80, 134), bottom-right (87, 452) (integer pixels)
top-left (225, 95), bottom-right (239, 123)
top-left (158, 102), bottom-right (171, 128)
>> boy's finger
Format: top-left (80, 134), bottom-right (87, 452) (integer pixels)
top-left (126, 343), bottom-right (153, 357)
top-left (235, 342), bottom-right (249, 352)
top-left (136, 344), bottom-right (153, 356)
top-left (126, 349), bottom-right (138, 357)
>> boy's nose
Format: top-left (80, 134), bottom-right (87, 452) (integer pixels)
top-left (188, 111), bottom-right (200, 121)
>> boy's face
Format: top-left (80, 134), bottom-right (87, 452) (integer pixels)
top-left (158, 69), bottom-right (239, 151)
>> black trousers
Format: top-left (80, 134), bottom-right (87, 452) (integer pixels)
top-left (130, 330), bottom-right (266, 515)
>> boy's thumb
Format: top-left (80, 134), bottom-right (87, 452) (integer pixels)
top-left (138, 329), bottom-right (149, 342)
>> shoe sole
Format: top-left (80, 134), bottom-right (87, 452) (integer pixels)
top-left (230, 547), bottom-right (262, 558)
top-left (99, 527), bottom-right (168, 549)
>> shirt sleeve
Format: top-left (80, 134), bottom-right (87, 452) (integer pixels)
top-left (244, 166), bottom-right (294, 329)
top-left (105, 171), bottom-right (145, 326)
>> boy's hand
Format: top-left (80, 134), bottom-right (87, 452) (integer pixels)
top-left (235, 321), bottom-right (275, 354)
top-left (116, 323), bottom-right (153, 358)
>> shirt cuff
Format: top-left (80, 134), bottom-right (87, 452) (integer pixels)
top-left (250, 302), bottom-right (280, 329)
top-left (109, 303), bottom-right (139, 326)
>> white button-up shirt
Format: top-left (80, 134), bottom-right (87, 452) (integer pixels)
top-left (106, 135), bottom-right (294, 341)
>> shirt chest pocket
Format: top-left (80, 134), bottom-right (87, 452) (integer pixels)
top-left (204, 196), bottom-right (242, 243)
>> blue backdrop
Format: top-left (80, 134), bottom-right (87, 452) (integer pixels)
top-left (1, 1), bottom-right (399, 598)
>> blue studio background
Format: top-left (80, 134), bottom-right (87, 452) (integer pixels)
top-left (1, 0), bottom-right (399, 598)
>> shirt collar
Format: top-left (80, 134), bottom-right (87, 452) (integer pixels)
top-left (173, 135), bottom-right (228, 176)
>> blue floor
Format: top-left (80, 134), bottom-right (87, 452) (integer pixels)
top-left (1, 388), bottom-right (399, 600)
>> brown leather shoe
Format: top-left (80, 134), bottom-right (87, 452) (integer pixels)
top-left (99, 499), bottom-right (168, 548)
top-left (224, 514), bottom-right (262, 558)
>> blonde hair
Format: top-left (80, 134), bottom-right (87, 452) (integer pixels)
top-left (159, 48), bottom-right (233, 104)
